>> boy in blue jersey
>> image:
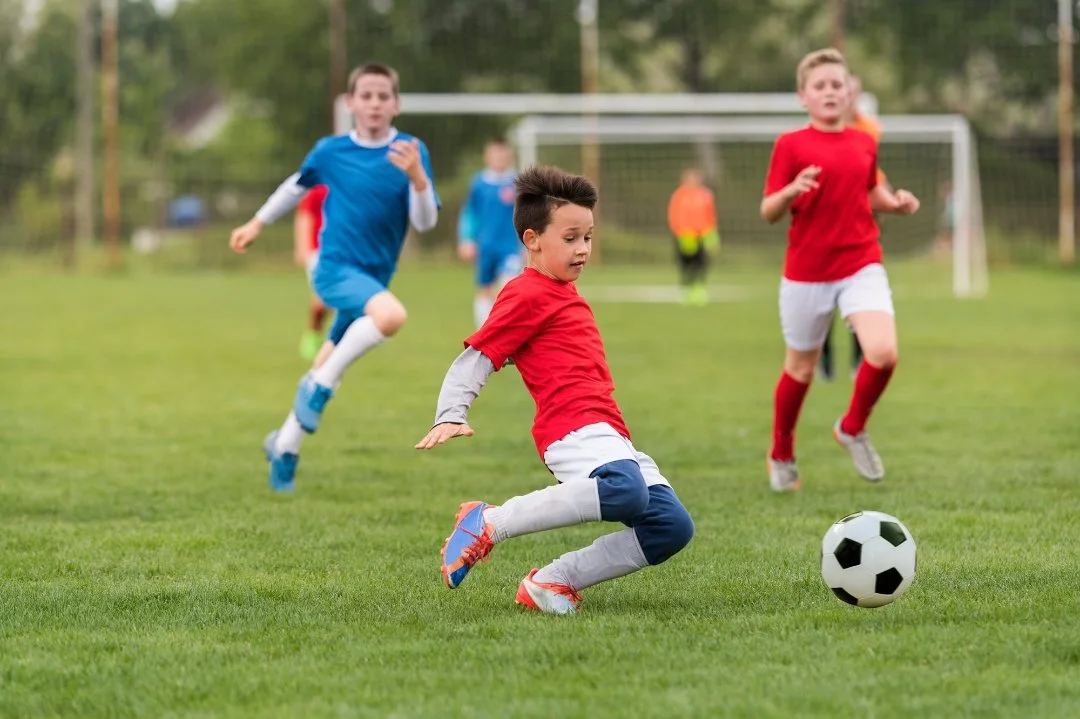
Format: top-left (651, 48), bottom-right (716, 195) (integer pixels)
top-left (228, 63), bottom-right (440, 492)
top-left (456, 139), bottom-right (523, 328)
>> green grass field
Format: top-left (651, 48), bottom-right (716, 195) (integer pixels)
top-left (2, 260), bottom-right (1078, 718)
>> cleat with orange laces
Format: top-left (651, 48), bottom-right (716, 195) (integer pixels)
top-left (441, 501), bottom-right (496, 589)
top-left (515, 569), bottom-right (582, 615)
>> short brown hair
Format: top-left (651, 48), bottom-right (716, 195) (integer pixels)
top-left (796, 48), bottom-right (847, 90)
top-left (513, 166), bottom-right (598, 240)
top-left (347, 63), bottom-right (400, 95)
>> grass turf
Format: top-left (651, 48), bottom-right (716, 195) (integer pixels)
top-left (1, 260), bottom-right (1078, 718)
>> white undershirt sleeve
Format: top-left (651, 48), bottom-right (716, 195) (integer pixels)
top-left (254, 173), bottom-right (307, 224)
top-left (433, 347), bottom-right (495, 426)
top-left (409, 183), bottom-right (439, 232)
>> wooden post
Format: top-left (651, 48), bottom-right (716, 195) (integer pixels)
top-left (329, 0), bottom-right (348, 132)
top-left (1059, 0), bottom-right (1075, 263)
top-left (76, 0), bottom-right (95, 256)
top-left (101, 0), bottom-right (122, 270)
top-left (831, 0), bottom-right (845, 52)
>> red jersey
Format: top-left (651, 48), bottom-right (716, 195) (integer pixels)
top-left (764, 126), bottom-right (880, 282)
top-left (465, 268), bottom-right (630, 457)
top-left (298, 185), bottom-right (329, 251)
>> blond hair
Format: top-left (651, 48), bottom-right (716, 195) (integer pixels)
top-left (347, 63), bottom-right (400, 96)
top-left (796, 48), bottom-right (848, 90)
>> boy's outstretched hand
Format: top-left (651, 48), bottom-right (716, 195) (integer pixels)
top-left (229, 218), bottom-right (264, 253)
top-left (415, 422), bottom-right (475, 449)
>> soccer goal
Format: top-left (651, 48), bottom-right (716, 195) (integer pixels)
top-left (510, 114), bottom-right (988, 298)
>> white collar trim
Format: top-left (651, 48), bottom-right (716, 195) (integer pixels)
top-left (349, 127), bottom-right (398, 148)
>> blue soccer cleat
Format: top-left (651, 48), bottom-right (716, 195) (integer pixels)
top-left (440, 501), bottom-right (496, 589)
top-left (293, 372), bottom-right (334, 433)
top-left (263, 431), bottom-right (299, 493)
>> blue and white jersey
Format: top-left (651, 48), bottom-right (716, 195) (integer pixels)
top-left (464, 169), bottom-right (519, 258)
top-left (297, 129), bottom-right (438, 285)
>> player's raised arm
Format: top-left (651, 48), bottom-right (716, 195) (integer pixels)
top-left (389, 138), bottom-right (439, 232)
top-left (415, 347), bottom-right (494, 449)
top-left (761, 166), bottom-right (821, 223)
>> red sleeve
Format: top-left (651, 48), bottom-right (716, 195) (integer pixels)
top-left (764, 134), bottom-right (795, 196)
top-left (298, 190), bottom-right (317, 215)
top-left (299, 185), bottom-right (327, 215)
top-left (464, 280), bottom-right (545, 369)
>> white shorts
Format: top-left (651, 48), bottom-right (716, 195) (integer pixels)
top-left (779, 263), bottom-right (894, 351)
top-left (304, 251), bottom-right (320, 283)
top-left (542, 423), bottom-right (671, 488)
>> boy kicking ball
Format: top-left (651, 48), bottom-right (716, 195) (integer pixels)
top-left (416, 165), bottom-right (694, 614)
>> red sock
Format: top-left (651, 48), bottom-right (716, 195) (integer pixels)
top-left (841, 361), bottom-right (895, 436)
top-left (771, 371), bottom-right (810, 462)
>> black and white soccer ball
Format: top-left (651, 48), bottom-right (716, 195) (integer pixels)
top-left (821, 510), bottom-right (916, 608)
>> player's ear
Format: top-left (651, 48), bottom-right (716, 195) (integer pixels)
top-left (521, 229), bottom-right (540, 250)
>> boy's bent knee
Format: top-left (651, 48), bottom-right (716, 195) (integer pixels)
top-left (592, 459), bottom-right (650, 522)
top-left (864, 345), bottom-right (898, 369)
top-left (629, 485), bottom-right (694, 566)
top-left (365, 292), bottom-right (408, 336)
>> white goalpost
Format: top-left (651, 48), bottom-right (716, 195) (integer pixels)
top-left (334, 93), bottom-right (986, 298)
top-left (509, 114), bottom-right (987, 299)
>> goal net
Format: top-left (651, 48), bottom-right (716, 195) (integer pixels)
top-left (510, 114), bottom-right (988, 298)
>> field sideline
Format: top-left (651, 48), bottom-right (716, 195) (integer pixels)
top-left (2, 260), bottom-right (1078, 718)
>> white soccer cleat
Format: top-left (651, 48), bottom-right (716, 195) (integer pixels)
top-left (767, 455), bottom-right (800, 492)
top-left (515, 569), bottom-right (582, 615)
top-left (833, 419), bottom-right (885, 481)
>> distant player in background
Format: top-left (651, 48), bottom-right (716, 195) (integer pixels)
top-left (819, 74), bottom-right (882, 381)
top-left (761, 49), bottom-right (919, 492)
top-left (229, 62), bottom-right (439, 492)
top-left (457, 138), bottom-right (522, 328)
top-left (418, 166), bottom-right (693, 614)
top-left (666, 168), bottom-right (719, 307)
top-left (294, 185), bottom-right (329, 361)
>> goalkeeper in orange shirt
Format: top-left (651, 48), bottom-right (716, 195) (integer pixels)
top-left (667, 168), bottom-right (719, 306)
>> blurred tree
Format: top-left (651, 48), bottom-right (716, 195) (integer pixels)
top-left (0, 1), bottom-right (78, 207)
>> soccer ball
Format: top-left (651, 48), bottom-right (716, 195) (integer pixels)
top-left (821, 510), bottom-right (916, 608)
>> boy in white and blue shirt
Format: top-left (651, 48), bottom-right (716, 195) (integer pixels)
top-left (229, 62), bottom-right (439, 492)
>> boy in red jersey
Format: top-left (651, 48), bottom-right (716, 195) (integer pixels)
top-left (819, 74), bottom-right (883, 382)
top-left (416, 166), bottom-right (694, 614)
top-left (761, 49), bottom-right (920, 492)
top-left (294, 185), bottom-right (329, 360)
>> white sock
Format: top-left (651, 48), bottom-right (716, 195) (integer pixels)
top-left (483, 480), bottom-right (601, 543)
top-left (473, 296), bottom-right (493, 329)
top-left (274, 412), bottom-right (305, 455)
top-left (310, 316), bottom-right (386, 388)
top-left (533, 528), bottom-right (648, 591)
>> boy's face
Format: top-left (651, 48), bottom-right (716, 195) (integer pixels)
top-left (484, 143), bottom-right (514, 173)
top-left (799, 63), bottom-right (849, 126)
top-left (347, 74), bottom-right (399, 136)
top-left (523, 203), bottom-right (594, 283)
